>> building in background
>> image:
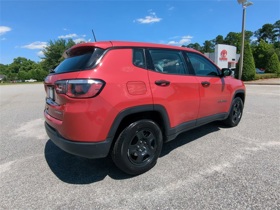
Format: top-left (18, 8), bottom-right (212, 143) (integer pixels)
top-left (204, 44), bottom-right (240, 69)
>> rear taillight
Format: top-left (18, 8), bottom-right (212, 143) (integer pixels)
top-left (55, 79), bottom-right (105, 98)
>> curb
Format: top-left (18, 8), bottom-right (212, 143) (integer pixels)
top-left (244, 83), bottom-right (280, 85)
top-left (243, 78), bottom-right (280, 85)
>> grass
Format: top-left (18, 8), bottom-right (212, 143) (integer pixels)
top-left (254, 73), bottom-right (280, 80)
top-left (0, 81), bottom-right (43, 85)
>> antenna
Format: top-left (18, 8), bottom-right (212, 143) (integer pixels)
top-left (91, 29), bottom-right (97, 42)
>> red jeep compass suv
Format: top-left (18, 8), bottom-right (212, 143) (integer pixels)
top-left (44, 41), bottom-right (245, 175)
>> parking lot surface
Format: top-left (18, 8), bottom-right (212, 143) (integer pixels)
top-left (0, 84), bottom-right (279, 209)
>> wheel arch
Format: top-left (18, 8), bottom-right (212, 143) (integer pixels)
top-left (233, 89), bottom-right (246, 105)
top-left (107, 105), bottom-right (171, 149)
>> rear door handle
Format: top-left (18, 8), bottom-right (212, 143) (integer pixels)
top-left (155, 80), bottom-right (170, 86)
top-left (201, 81), bottom-right (210, 87)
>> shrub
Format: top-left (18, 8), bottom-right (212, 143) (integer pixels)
top-left (266, 52), bottom-right (280, 74)
top-left (241, 42), bottom-right (256, 81)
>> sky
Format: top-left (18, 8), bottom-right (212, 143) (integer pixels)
top-left (0, 0), bottom-right (279, 65)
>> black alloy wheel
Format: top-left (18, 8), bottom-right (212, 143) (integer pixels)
top-left (111, 120), bottom-right (163, 175)
top-left (223, 97), bottom-right (244, 127)
top-left (127, 129), bottom-right (157, 165)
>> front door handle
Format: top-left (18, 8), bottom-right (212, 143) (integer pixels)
top-left (155, 80), bottom-right (170, 86)
top-left (201, 81), bottom-right (210, 87)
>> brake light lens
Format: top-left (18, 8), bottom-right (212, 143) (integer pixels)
top-left (55, 79), bottom-right (105, 98)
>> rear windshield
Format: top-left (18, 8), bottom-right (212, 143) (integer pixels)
top-left (54, 47), bottom-right (105, 74)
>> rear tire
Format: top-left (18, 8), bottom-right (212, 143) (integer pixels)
top-left (223, 97), bottom-right (244, 127)
top-left (111, 120), bottom-right (163, 175)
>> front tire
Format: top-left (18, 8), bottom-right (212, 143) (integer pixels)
top-left (223, 97), bottom-right (244, 127)
top-left (111, 120), bottom-right (163, 175)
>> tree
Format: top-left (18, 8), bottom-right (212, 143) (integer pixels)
top-left (213, 35), bottom-right (224, 45)
top-left (224, 32), bottom-right (241, 53)
top-left (241, 41), bottom-right (255, 81)
top-left (34, 69), bottom-right (48, 81)
top-left (0, 56), bottom-right (50, 81)
top-left (245, 31), bottom-right (254, 42)
top-left (252, 39), bottom-right (274, 69)
top-left (274, 47), bottom-right (280, 62)
top-left (254, 23), bottom-right (276, 43)
top-left (274, 20), bottom-right (280, 42)
top-left (202, 40), bottom-right (214, 53)
top-left (224, 31), bottom-right (253, 53)
top-left (0, 64), bottom-right (8, 75)
top-left (7, 57), bottom-right (31, 73)
top-left (266, 52), bottom-right (280, 74)
top-left (41, 39), bottom-right (75, 71)
top-left (18, 71), bottom-right (29, 80)
top-left (184, 43), bottom-right (202, 52)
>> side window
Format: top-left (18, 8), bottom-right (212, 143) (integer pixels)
top-left (187, 52), bottom-right (220, 76)
top-left (133, 49), bottom-right (145, 68)
top-left (149, 49), bottom-right (188, 75)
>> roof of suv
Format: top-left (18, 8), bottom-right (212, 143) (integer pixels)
top-left (69, 41), bottom-right (199, 53)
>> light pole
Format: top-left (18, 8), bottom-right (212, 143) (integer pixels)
top-left (237, 0), bottom-right (253, 80)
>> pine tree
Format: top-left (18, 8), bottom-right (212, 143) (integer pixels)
top-left (242, 41), bottom-right (256, 81)
top-left (266, 52), bottom-right (280, 74)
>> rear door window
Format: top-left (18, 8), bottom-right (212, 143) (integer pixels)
top-left (54, 47), bottom-right (105, 74)
top-left (148, 49), bottom-right (188, 75)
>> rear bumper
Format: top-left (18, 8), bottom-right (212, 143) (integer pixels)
top-left (45, 122), bottom-right (112, 159)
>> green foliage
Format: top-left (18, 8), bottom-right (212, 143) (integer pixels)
top-left (41, 39), bottom-right (75, 71)
top-left (202, 40), bottom-right (214, 53)
top-left (213, 35), bottom-right (224, 45)
top-left (274, 20), bottom-right (280, 43)
top-left (183, 43), bottom-right (202, 52)
top-left (252, 20), bottom-right (280, 71)
top-left (274, 47), bottom-right (280, 62)
top-left (7, 57), bottom-right (34, 73)
top-left (0, 64), bottom-right (8, 75)
top-left (241, 42), bottom-right (256, 81)
top-left (254, 23), bottom-right (276, 43)
top-left (224, 31), bottom-right (253, 53)
top-left (17, 71), bottom-right (29, 80)
top-left (245, 31), bottom-right (254, 42)
top-left (0, 38), bottom-right (76, 82)
top-left (252, 40), bottom-right (275, 69)
top-left (0, 57), bottom-right (48, 82)
top-left (224, 32), bottom-right (241, 53)
top-left (266, 53), bottom-right (280, 74)
top-left (255, 73), bottom-right (280, 80)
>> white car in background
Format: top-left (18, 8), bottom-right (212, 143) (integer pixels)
top-left (25, 79), bottom-right (37, 82)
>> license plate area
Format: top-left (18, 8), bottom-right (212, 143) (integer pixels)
top-left (47, 86), bottom-right (55, 100)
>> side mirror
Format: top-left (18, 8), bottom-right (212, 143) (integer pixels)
top-left (221, 68), bottom-right (232, 77)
